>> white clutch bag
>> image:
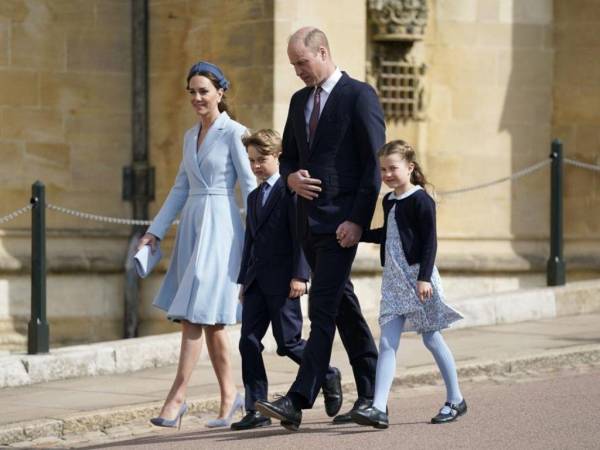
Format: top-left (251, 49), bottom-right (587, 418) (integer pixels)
top-left (134, 244), bottom-right (162, 278)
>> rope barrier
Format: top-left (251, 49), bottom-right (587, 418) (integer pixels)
top-left (564, 158), bottom-right (600, 172)
top-left (437, 158), bottom-right (551, 196)
top-left (1, 157), bottom-right (597, 226)
top-left (0, 203), bottom-right (34, 224)
top-left (46, 203), bottom-right (155, 226)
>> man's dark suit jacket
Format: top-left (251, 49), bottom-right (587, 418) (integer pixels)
top-left (237, 177), bottom-right (310, 296)
top-left (279, 72), bottom-right (386, 235)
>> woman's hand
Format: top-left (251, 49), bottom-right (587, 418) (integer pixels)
top-left (416, 281), bottom-right (432, 303)
top-left (137, 233), bottom-right (159, 252)
top-left (289, 278), bottom-right (307, 299)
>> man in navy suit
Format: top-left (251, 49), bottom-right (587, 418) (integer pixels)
top-left (255, 27), bottom-right (385, 430)
top-left (232, 129), bottom-right (341, 430)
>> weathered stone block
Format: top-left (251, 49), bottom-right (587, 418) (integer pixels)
top-left (96, 0), bottom-right (131, 30)
top-left (0, 356), bottom-right (30, 387)
top-left (495, 288), bottom-right (556, 323)
top-left (0, 141), bottom-right (24, 188)
top-left (10, 24), bottom-right (66, 70)
top-left (434, 22), bottom-right (478, 47)
top-left (0, 423), bottom-right (26, 447)
top-left (0, 0), bottom-right (28, 22)
top-left (436, 0), bottom-right (478, 22)
top-left (478, 23), bottom-right (545, 49)
top-left (554, 48), bottom-right (600, 87)
top-left (555, 0), bottom-right (600, 23)
top-left (555, 282), bottom-right (600, 316)
top-left (554, 85), bottom-right (600, 125)
top-left (0, 70), bottom-right (39, 106)
top-left (25, 142), bottom-right (70, 169)
top-left (22, 419), bottom-right (62, 440)
top-left (40, 72), bottom-right (130, 112)
top-left (1, 108), bottom-right (64, 143)
top-left (22, 347), bottom-right (115, 383)
top-left (65, 110), bottom-right (131, 147)
top-left (512, 0), bottom-right (553, 25)
top-left (22, 145), bottom-right (71, 191)
top-left (113, 334), bottom-right (180, 373)
top-left (0, 22), bottom-right (10, 66)
top-left (477, 0), bottom-right (500, 22)
top-left (66, 30), bottom-right (130, 73)
top-left (497, 49), bottom-right (553, 88)
top-left (451, 295), bottom-right (497, 328)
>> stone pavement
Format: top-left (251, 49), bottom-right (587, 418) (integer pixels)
top-left (1, 313), bottom-right (599, 446)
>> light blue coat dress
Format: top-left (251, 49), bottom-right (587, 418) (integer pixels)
top-left (147, 112), bottom-right (256, 325)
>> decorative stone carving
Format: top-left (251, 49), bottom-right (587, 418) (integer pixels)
top-left (368, 0), bottom-right (428, 41)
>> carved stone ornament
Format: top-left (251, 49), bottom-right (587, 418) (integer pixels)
top-left (368, 0), bottom-right (428, 41)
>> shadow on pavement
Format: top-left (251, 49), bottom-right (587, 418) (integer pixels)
top-left (76, 419), bottom-right (425, 448)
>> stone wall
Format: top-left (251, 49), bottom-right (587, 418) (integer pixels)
top-left (0, 0), bottom-right (132, 349)
top-left (423, 0), bottom-right (556, 277)
top-left (552, 0), bottom-right (600, 270)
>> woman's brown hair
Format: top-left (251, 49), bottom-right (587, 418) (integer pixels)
top-left (186, 70), bottom-right (230, 115)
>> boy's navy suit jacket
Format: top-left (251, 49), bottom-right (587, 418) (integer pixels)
top-left (237, 177), bottom-right (310, 295)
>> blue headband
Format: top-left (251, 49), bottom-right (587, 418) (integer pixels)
top-left (187, 61), bottom-right (230, 91)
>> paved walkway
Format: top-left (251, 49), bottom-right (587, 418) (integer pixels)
top-left (2, 313), bottom-right (599, 432)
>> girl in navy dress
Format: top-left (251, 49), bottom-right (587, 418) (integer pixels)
top-left (352, 140), bottom-right (466, 429)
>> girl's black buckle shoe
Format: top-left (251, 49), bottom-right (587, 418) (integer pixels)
top-left (431, 399), bottom-right (467, 424)
top-left (351, 406), bottom-right (389, 429)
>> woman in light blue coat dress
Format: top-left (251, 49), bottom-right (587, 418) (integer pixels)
top-left (139, 62), bottom-right (256, 429)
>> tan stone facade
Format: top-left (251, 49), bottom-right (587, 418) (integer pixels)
top-left (0, 0), bottom-right (598, 350)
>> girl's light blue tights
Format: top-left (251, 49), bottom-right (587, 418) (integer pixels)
top-left (372, 315), bottom-right (462, 413)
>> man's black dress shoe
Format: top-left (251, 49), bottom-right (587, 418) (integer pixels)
top-left (322, 367), bottom-right (343, 417)
top-left (351, 406), bottom-right (389, 429)
top-left (230, 411), bottom-right (272, 430)
top-left (255, 396), bottom-right (302, 431)
top-left (430, 399), bottom-right (468, 424)
top-left (332, 397), bottom-right (372, 424)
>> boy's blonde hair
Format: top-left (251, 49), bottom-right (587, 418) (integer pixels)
top-left (241, 129), bottom-right (282, 157)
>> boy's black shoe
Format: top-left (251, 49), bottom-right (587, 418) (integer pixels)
top-left (322, 367), bottom-right (343, 417)
top-left (255, 396), bottom-right (302, 431)
top-left (430, 399), bottom-right (468, 424)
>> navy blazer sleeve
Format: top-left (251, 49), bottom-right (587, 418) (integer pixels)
top-left (280, 96), bottom-right (300, 189)
top-left (288, 194), bottom-right (310, 282)
top-left (237, 191), bottom-right (255, 285)
top-left (348, 85), bottom-right (385, 228)
top-left (416, 194), bottom-right (437, 282)
top-left (361, 227), bottom-right (383, 243)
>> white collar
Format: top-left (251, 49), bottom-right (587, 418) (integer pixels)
top-left (389, 185), bottom-right (422, 200)
top-left (264, 171), bottom-right (280, 188)
top-left (318, 67), bottom-right (342, 94)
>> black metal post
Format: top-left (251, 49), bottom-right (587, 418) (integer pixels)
top-left (28, 181), bottom-right (49, 354)
top-left (547, 139), bottom-right (566, 286)
top-left (123, 0), bottom-right (152, 338)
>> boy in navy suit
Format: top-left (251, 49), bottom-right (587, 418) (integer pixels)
top-left (232, 129), bottom-right (341, 430)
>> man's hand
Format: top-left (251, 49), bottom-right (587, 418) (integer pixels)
top-left (336, 221), bottom-right (362, 248)
top-left (287, 170), bottom-right (322, 200)
top-left (238, 285), bottom-right (245, 303)
top-left (288, 278), bottom-right (307, 299)
top-left (416, 281), bottom-right (432, 303)
top-left (137, 233), bottom-right (159, 252)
